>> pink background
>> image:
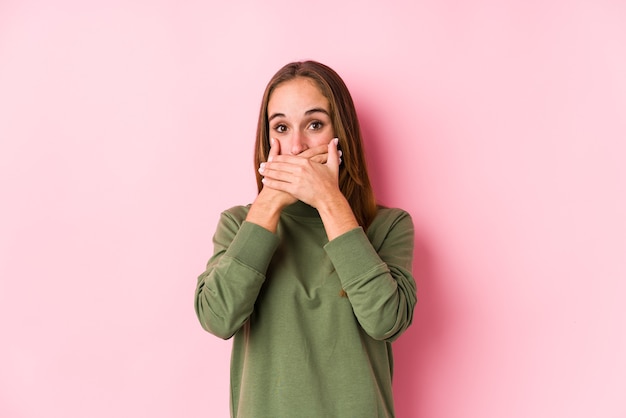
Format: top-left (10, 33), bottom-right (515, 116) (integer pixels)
top-left (1, 1), bottom-right (625, 417)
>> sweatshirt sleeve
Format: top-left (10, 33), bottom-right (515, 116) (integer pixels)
top-left (195, 209), bottom-right (280, 339)
top-left (323, 209), bottom-right (416, 342)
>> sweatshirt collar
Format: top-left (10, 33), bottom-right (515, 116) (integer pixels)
top-left (282, 200), bottom-right (321, 219)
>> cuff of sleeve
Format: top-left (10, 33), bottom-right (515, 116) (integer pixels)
top-left (224, 221), bottom-right (280, 273)
top-left (324, 227), bottom-right (386, 286)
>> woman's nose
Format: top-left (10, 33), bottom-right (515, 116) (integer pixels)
top-left (290, 131), bottom-right (308, 155)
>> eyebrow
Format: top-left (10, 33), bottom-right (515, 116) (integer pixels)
top-left (268, 108), bottom-right (330, 122)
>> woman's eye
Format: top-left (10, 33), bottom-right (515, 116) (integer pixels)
top-left (309, 121), bottom-right (323, 130)
top-left (274, 124), bottom-right (287, 133)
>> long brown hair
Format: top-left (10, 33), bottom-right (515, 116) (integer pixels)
top-left (254, 61), bottom-right (377, 229)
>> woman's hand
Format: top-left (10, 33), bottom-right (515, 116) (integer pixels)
top-left (258, 138), bottom-right (299, 207)
top-left (246, 138), bottom-right (334, 233)
top-left (259, 138), bottom-right (357, 240)
top-left (259, 138), bottom-right (342, 209)
top-left (246, 138), bottom-right (293, 232)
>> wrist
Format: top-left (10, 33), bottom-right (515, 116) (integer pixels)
top-left (246, 191), bottom-right (286, 233)
top-left (317, 194), bottom-right (359, 241)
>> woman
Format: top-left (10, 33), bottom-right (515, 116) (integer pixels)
top-left (195, 61), bottom-right (416, 418)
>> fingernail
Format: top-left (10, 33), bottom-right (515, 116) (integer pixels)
top-left (268, 156), bottom-right (273, 162)
top-left (270, 137), bottom-right (276, 145)
top-left (339, 158), bottom-right (342, 165)
top-left (258, 163), bottom-right (266, 173)
top-left (333, 137), bottom-right (339, 145)
top-left (338, 150), bottom-right (343, 157)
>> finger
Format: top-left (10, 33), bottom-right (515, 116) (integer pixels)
top-left (326, 137), bottom-right (340, 172)
top-left (261, 176), bottom-right (293, 194)
top-left (267, 137), bottom-right (281, 162)
top-left (259, 161), bottom-right (297, 182)
top-left (298, 144), bottom-right (329, 160)
top-left (309, 152), bottom-right (329, 164)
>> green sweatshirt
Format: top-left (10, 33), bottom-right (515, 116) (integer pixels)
top-left (195, 201), bottom-right (416, 418)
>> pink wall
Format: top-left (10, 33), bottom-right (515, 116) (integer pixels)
top-left (1, 1), bottom-right (625, 417)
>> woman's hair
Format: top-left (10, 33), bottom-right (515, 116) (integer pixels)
top-left (254, 60), bottom-right (378, 230)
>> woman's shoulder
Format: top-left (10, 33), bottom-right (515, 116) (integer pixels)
top-left (367, 205), bottom-right (413, 237)
top-left (219, 204), bottom-right (252, 223)
top-left (374, 205), bottom-right (412, 223)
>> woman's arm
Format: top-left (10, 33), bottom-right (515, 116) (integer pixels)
top-left (324, 209), bottom-right (416, 342)
top-left (196, 140), bottom-right (334, 338)
top-left (194, 208), bottom-right (279, 339)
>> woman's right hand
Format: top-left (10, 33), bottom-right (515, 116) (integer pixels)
top-left (256, 138), bottom-right (298, 208)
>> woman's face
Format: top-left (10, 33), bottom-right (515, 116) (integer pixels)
top-left (267, 77), bottom-right (335, 155)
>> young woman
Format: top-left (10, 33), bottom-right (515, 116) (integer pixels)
top-left (195, 61), bottom-right (416, 418)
